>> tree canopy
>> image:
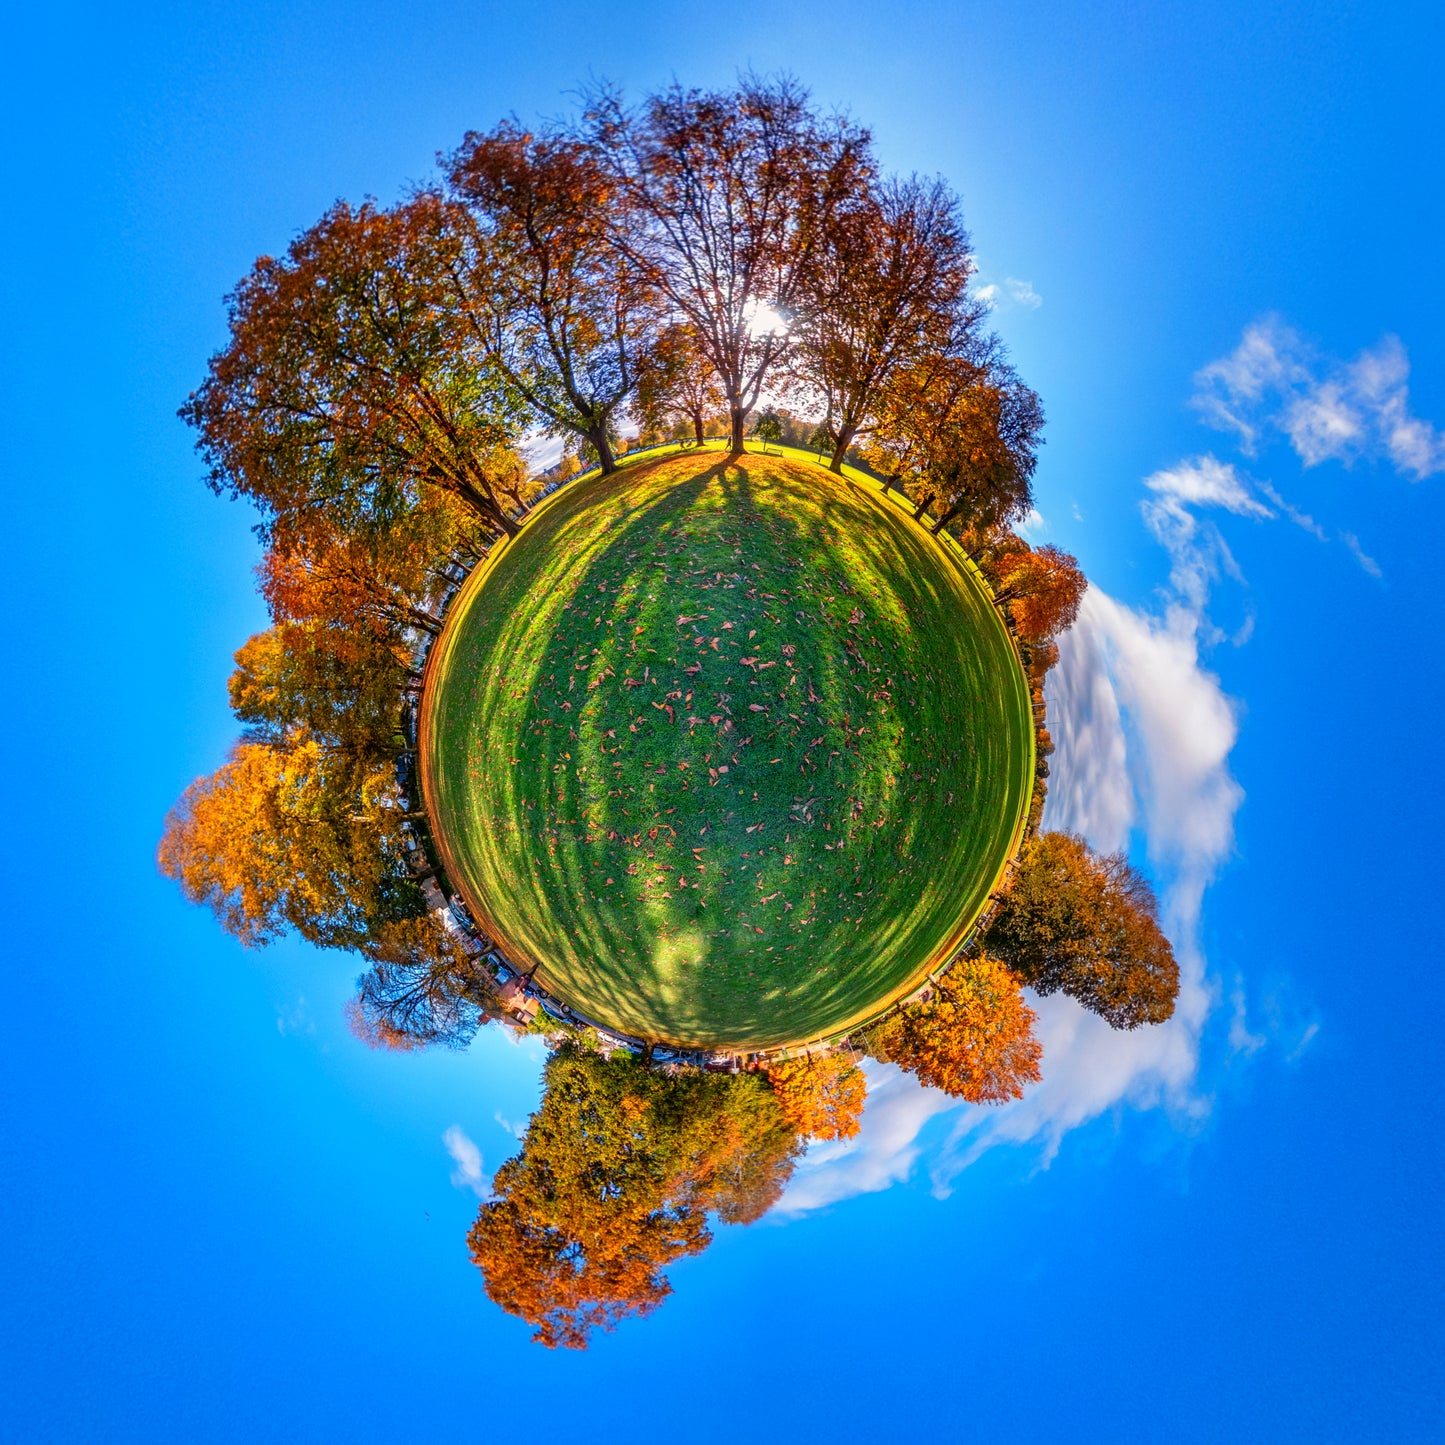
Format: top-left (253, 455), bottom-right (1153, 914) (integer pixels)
top-left (795, 174), bottom-right (979, 472)
top-left (986, 831), bottom-right (1179, 1029)
top-left (447, 119), bottom-right (651, 474)
top-left (867, 953), bottom-right (1043, 1103)
top-left (467, 1046), bottom-right (804, 1348)
top-left (986, 541), bottom-right (1087, 644)
top-left (767, 1053), bottom-right (868, 1140)
top-left (181, 194), bottom-right (528, 544)
top-left (588, 74), bottom-right (873, 452)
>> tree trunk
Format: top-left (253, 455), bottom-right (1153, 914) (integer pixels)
top-left (589, 426), bottom-right (618, 476)
top-left (728, 405), bottom-right (747, 453)
top-left (930, 505), bottom-right (960, 535)
top-left (913, 491), bottom-right (935, 521)
top-left (880, 474), bottom-right (896, 496)
top-left (692, 412), bottom-right (705, 448)
top-left (828, 425), bottom-right (856, 475)
top-left (449, 475), bottom-right (516, 538)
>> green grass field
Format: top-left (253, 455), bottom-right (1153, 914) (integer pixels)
top-left (420, 448), bottom-right (1033, 1049)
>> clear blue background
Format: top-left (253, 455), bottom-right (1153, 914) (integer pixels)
top-left (2, 2), bottom-right (1441, 1439)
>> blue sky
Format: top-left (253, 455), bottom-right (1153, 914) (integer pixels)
top-left (2, 2), bottom-right (1441, 1438)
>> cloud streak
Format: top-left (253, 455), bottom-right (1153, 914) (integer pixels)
top-left (1192, 315), bottom-right (1445, 479)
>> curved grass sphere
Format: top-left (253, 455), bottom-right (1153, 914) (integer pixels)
top-left (419, 449), bottom-right (1034, 1049)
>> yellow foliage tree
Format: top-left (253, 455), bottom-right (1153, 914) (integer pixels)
top-left (157, 739), bottom-right (402, 950)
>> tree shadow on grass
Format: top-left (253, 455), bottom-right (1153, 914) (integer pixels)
top-left (427, 452), bottom-right (1032, 1047)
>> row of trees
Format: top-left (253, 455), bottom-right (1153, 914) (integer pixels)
top-left (185, 74), bottom-right (1044, 562)
top-left (164, 70), bottom-right (1101, 1058)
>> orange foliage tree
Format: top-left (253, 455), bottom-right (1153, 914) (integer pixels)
top-left (767, 1053), bottom-right (868, 1140)
top-left (794, 174), bottom-right (977, 473)
top-left (867, 953), bottom-right (1042, 1103)
top-left (987, 542), bottom-right (1086, 644)
top-left (180, 193), bottom-right (527, 545)
top-left (447, 119), bottom-right (653, 476)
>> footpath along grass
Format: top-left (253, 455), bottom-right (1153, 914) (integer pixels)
top-left (420, 449), bottom-right (1033, 1049)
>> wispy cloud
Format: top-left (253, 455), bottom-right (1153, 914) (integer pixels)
top-left (975, 277), bottom-right (1042, 311)
top-left (276, 996), bottom-right (315, 1037)
top-left (1005, 277), bottom-right (1043, 309)
top-left (1193, 316), bottom-right (1445, 479)
top-left (1227, 974), bottom-right (1322, 1066)
top-left (778, 1063), bottom-right (956, 1213)
top-left (1340, 530), bottom-right (1382, 579)
top-left (443, 1125), bottom-right (488, 1197)
top-left (1228, 977), bottom-right (1267, 1058)
top-left (1016, 505), bottom-right (1047, 539)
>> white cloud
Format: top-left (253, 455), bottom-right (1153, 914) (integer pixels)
top-left (1340, 530), bottom-right (1383, 579)
top-left (443, 1125), bottom-right (488, 1197)
top-left (1016, 505), bottom-right (1047, 539)
top-left (1144, 454), bottom-right (1273, 518)
top-left (1193, 316), bottom-right (1445, 478)
top-left (973, 277), bottom-right (1041, 311)
top-left (1228, 978), bottom-right (1267, 1058)
top-left (1140, 456), bottom-right (1266, 618)
top-left (1005, 277), bottom-right (1042, 308)
top-left (276, 996), bottom-right (315, 1037)
top-left (777, 1062), bottom-right (956, 1214)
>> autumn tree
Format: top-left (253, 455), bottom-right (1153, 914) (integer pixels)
top-left (447, 121), bottom-right (654, 475)
top-left (862, 345), bottom-right (1043, 539)
top-left (985, 542), bottom-right (1087, 643)
top-left (767, 1052), bottom-right (867, 1140)
top-left (181, 194), bottom-right (528, 545)
top-left (347, 919), bottom-right (498, 1050)
top-left (634, 322), bottom-right (726, 447)
top-left (229, 622), bottom-right (409, 761)
top-left (467, 1046), bottom-right (803, 1347)
top-left (986, 832), bottom-right (1179, 1029)
top-left (795, 174), bottom-right (978, 472)
top-left (590, 74), bottom-right (872, 452)
top-left (924, 364), bottom-right (1044, 539)
top-left (157, 739), bottom-right (420, 952)
top-left (867, 954), bottom-right (1042, 1103)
